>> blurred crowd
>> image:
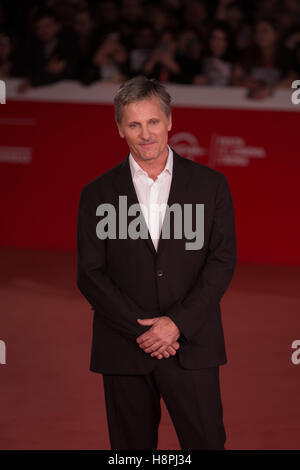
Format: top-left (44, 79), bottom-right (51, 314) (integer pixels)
top-left (0, 0), bottom-right (300, 98)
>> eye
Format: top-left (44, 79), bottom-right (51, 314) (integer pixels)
top-left (150, 120), bottom-right (158, 124)
top-left (129, 123), bottom-right (137, 128)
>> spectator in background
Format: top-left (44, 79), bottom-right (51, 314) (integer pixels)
top-left (285, 27), bottom-right (300, 51)
top-left (161, 0), bottom-right (182, 13)
top-left (95, 0), bottom-right (120, 37)
top-left (119, 0), bottom-right (143, 50)
top-left (176, 29), bottom-right (204, 84)
top-left (284, 0), bottom-right (300, 18)
top-left (146, 6), bottom-right (169, 36)
top-left (128, 25), bottom-right (155, 77)
top-left (73, 7), bottom-right (98, 57)
top-left (252, 0), bottom-right (281, 20)
top-left (85, 32), bottom-right (128, 83)
top-left (285, 26), bottom-right (300, 75)
top-left (215, 0), bottom-right (235, 21)
top-left (224, 1), bottom-right (252, 50)
top-left (44, 0), bottom-right (91, 26)
top-left (276, 0), bottom-right (300, 35)
top-left (159, 0), bottom-right (183, 32)
top-left (120, 0), bottom-right (142, 24)
top-left (194, 22), bottom-right (234, 86)
top-left (232, 17), bottom-right (296, 99)
top-left (17, 8), bottom-right (79, 93)
top-left (144, 30), bottom-right (181, 83)
top-left (72, 7), bottom-right (101, 83)
top-left (0, 30), bottom-right (16, 77)
top-left (0, 2), bottom-right (4, 29)
top-left (45, 0), bottom-right (79, 29)
top-left (294, 42), bottom-right (300, 75)
top-left (183, 0), bottom-right (210, 37)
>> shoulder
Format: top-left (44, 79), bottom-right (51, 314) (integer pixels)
top-left (173, 150), bottom-right (227, 185)
top-left (79, 158), bottom-right (126, 199)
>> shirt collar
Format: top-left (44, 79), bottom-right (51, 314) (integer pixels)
top-left (129, 145), bottom-right (173, 181)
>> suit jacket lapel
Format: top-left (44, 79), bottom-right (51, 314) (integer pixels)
top-left (157, 150), bottom-right (191, 256)
top-left (114, 153), bottom-right (156, 255)
top-left (114, 149), bottom-right (192, 257)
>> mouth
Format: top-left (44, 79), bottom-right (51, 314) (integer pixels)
top-left (140, 142), bottom-right (155, 147)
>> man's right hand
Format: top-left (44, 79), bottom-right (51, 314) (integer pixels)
top-left (156, 341), bottom-right (180, 360)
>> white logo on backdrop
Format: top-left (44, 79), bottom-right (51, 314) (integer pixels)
top-left (0, 146), bottom-right (32, 164)
top-left (169, 132), bottom-right (207, 161)
top-left (208, 134), bottom-right (266, 167)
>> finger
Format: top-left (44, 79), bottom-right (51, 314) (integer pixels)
top-left (166, 346), bottom-right (176, 356)
top-left (146, 339), bottom-right (180, 354)
top-left (136, 332), bottom-right (153, 344)
top-left (150, 344), bottom-right (169, 357)
top-left (156, 354), bottom-right (163, 359)
top-left (137, 318), bottom-right (157, 326)
top-left (162, 351), bottom-right (170, 358)
top-left (143, 341), bottom-right (163, 353)
top-left (150, 348), bottom-right (167, 357)
top-left (149, 343), bottom-right (169, 357)
top-left (138, 338), bottom-right (157, 350)
top-left (137, 325), bottom-right (162, 343)
top-left (138, 334), bottom-right (160, 348)
top-left (151, 349), bottom-right (168, 358)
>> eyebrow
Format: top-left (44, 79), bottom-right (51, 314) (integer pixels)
top-left (128, 118), bottom-right (160, 125)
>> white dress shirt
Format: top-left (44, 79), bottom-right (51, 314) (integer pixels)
top-left (129, 146), bottom-right (173, 251)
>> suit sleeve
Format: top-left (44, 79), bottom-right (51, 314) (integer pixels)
top-left (77, 186), bottom-right (148, 341)
top-left (166, 174), bottom-right (237, 342)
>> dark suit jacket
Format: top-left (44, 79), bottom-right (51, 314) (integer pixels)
top-left (77, 150), bottom-right (237, 374)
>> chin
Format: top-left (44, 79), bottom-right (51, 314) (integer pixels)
top-left (138, 147), bottom-right (156, 157)
top-left (143, 151), bottom-right (159, 160)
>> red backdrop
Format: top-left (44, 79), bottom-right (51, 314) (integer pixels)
top-left (0, 99), bottom-right (299, 264)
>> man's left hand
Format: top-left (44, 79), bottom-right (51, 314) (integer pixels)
top-left (136, 316), bottom-right (180, 357)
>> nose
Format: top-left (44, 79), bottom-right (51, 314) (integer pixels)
top-left (140, 125), bottom-right (151, 141)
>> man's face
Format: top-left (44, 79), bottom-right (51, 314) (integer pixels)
top-left (74, 11), bottom-right (92, 35)
top-left (35, 17), bottom-right (59, 43)
top-left (117, 96), bottom-right (172, 164)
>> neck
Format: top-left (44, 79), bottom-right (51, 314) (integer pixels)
top-left (133, 147), bottom-right (169, 180)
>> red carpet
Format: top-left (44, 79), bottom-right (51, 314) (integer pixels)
top-left (0, 248), bottom-right (299, 449)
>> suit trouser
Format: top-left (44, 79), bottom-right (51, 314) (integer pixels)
top-left (102, 354), bottom-right (226, 450)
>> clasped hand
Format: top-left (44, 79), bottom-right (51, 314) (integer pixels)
top-left (136, 316), bottom-right (180, 360)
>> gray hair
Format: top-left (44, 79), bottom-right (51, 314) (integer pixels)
top-left (114, 76), bottom-right (172, 125)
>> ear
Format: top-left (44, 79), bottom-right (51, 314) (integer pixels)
top-left (117, 123), bottom-right (125, 139)
top-left (167, 113), bottom-right (172, 132)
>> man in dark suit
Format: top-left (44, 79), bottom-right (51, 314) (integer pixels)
top-left (77, 76), bottom-right (237, 450)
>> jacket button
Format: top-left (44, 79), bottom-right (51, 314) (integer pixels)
top-left (157, 269), bottom-right (164, 278)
